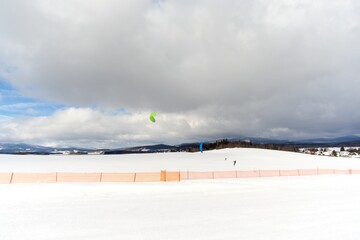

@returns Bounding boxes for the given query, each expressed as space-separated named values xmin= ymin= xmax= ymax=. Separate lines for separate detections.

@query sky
xmin=0 ymin=0 xmax=360 ymax=148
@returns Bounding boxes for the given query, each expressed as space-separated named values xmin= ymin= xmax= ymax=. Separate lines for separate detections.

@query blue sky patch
xmin=0 ymin=77 xmax=65 ymax=117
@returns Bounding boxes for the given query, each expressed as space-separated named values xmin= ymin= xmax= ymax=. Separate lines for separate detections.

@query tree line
xmin=186 ymin=139 xmax=298 ymax=153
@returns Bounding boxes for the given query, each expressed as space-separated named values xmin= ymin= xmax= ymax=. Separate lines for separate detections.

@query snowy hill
xmin=1 ymin=148 xmax=360 ymax=173
xmin=0 ymin=143 xmax=94 ymax=154
xmin=1 ymin=148 xmax=360 ymax=240
xmin=2 ymin=135 xmax=360 ymax=155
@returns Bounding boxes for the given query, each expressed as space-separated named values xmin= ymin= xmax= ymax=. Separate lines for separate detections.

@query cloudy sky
xmin=0 ymin=0 xmax=360 ymax=148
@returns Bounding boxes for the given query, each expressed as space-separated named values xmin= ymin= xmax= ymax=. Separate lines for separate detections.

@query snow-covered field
xmin=1 ymin=148 xmax=360 ymax=240
xmin=1 ymin=148 xmax=360 ymax=172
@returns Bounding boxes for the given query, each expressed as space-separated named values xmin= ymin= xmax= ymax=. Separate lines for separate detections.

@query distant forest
xmin=185 ymin=139 xmax=299 ymax=153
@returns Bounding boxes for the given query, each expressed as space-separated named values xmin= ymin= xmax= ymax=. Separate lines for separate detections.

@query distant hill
xmin=301 ymin=135 xmax=360 ymax=143
xmin=1 ymin=135 xmax=360 ymax=155
xmin=103 ymin=143 xmax=200 ymax=154
xmin=0 ymin=143 xmax=94 ymax=155
xmin=229 ymin=136 xmax=360 ymax=147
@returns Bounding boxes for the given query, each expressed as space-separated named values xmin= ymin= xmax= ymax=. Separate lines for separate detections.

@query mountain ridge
xmin=1 ymin=135 xmax=360 ymax=154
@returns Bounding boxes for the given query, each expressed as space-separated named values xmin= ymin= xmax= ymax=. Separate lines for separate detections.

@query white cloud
xmin=0 ymin=107 xmax=233 ymax=148
xmin=1 ymin=0 xmax=360 ymax=146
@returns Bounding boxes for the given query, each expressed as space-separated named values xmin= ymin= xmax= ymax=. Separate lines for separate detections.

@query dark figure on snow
xmin=233 ymin=160 xmax=237 ymax=166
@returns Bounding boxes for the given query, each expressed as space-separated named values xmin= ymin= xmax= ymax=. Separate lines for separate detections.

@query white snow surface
xmin=1 ymin=148 xmax=360 ymax=172
xmin=1 ymin=148 xmax=360 ymax=240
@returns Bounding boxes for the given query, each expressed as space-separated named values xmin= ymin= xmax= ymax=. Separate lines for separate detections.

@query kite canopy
xmin=149 ymin=112 xmax=157 ymax=123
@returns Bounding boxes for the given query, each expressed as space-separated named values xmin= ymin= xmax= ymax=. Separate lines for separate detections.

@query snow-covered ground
xmin=1 ymin=148 xmax=360 ymax=172
xmin=1 ymin=148 xmax=360 ymax=240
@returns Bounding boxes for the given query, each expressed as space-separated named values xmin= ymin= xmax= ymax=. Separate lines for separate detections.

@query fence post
xmin=235 ymin=170 xmax=238 ymax=178
xmin=10 ymin=172 xmax=14 ymax=184
xmin=134 ymin=173 xmax=137 ymax=182
xmin=160 ymin=170 xmax=166 ymax=182
xmin=56 ymin=172 xmax=58 ymax=183
xmin=100 ymin=173 xmax=103 ymax=182
xmin=349 ymin=169 xmax=352 ymax=175
xmin=212 ymin=171 xmax=215 ymax=179
xmin=297 ymin=169 xmax=300 ymax=176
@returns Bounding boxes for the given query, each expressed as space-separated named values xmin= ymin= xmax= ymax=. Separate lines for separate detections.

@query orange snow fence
xmin=188 ymin=171 xmax=214 ymax=180
xmin=279 ymin=170 xmax=299 ymax=176
xmin=57 ymin=173 xmax=101 ymax=183
xmin=213 ymin=171 xmax=237 ymax=179
xmin=259 ymin=170 xmax=280 ymax=177
xmin=318 ymin=169 xmax=335 ymax=175
xmin=351 ymin=170 xmax=360 ymax=174
xmin=101 ymin=173 xmax=136 ymax=182
xmin=237 ymin=170 xmax=260 ymax=178
xmin=180 ymin=171 xmax=189 ymax=180
xmin=334 ymin=169 xmax=350 ymax=174
xmin=11 ymin=173 xmax=56 ymax=183
xmin=160 ymin=171 xmax=181 ymax=182
xmin=0 ymin=173 xmax=12 ymax=184
xmin=299 ymin=169 xmax=318 ymax=176
xmin=2 ymin=169 xmax=360 ymax=184
xmin=134 ymin=172 xmax=161 ymax=182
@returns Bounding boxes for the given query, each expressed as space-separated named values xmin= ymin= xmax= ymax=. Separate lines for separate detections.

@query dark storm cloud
xmin=1 ymin=0 xmax=360 ymax=147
